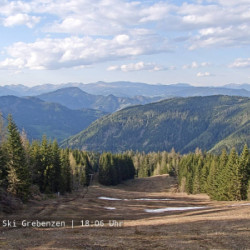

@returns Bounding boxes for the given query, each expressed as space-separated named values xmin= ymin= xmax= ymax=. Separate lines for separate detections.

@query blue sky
xmin=0 ymin=0 xmax=250 ymax=87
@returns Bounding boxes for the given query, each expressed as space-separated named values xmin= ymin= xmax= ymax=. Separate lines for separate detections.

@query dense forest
xmin=1 ymin=114 xmax=250 ymax=211
xmin=63 ymin=95 xmax=250 ymax=154
xmin=128 ymin=148 xmax=250 ymax=200
xmin=178 ymin=147 xmax=250 ymax=200
xmin=0 ymin=114 xmax=135 ymax=205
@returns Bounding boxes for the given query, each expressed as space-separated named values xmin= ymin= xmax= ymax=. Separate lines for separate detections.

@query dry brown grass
xmin=0 ymin=174 xmax=250 ymax=249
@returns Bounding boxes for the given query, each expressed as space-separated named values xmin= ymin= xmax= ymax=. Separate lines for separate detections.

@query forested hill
xmin=0 ymin=96 xmax=105 ymax=142
xmin=62 ymin=95 xmax=250 ymax=154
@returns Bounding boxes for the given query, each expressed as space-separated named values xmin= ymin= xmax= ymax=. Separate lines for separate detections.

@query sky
xmin=0 ymin=0 xmax=250 ymax=87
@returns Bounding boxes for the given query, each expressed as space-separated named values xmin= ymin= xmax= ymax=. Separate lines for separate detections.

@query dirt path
xmin=0 ymin=175 xmax=250 ymax=249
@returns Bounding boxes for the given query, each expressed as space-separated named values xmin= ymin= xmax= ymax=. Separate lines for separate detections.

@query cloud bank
xmin=0 ymin=0 xmax=250 ymax=71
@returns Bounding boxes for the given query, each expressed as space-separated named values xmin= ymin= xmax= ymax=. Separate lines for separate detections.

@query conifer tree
xmin=239 ymin=144 xmax=249 ymax=200
xmin=99 ymin=153 xmax=113 ymax=185
xmin=0 ymin=146 xmax=8 ymax=188
xmin=60 ymin=149 xmax=71 ymax=193
xmin=6 ymin=115 xmax=30 ymax=200
xmin=42 ymin=138 xmax=54 ymax=193
xmin=200 ymin=162 xmax=209 ymax=193
xmin=0 ymin=112 xmax=6 ymax=145
xmin=192 ymin=164 xmax=200 ymax=194
xmin=216 ymin=149 xmax=228 ymax=200
xmin=81 ymin=152 xmax=92 ymax=186
xmin=0 ymin=113 xmax=7 ymax=188
xmin=30 ymin=140 xmax=42 ymax=188
xmin=206 ymin=159 xmax=218 ymax=199
xmin=224 ymin=148 xmax=241 ymax=200
xmin=51 ymin=140 xmax=62 ymax=192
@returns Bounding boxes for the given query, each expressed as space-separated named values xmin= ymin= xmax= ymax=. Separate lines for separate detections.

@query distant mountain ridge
xmin=0 ymin=96 xmax=106 ymax=142
xmin=1 ymin=82 xmax=250 ymax=98
xmin=78 ymin=82 xmax=250 ymax=98
xmin=223 ymin=83 xmax=250 ymax=91
xmin=62 ymin=95 xmax=250 ymax=154
xmin=37 ymin=87 xmax=162 ymax=113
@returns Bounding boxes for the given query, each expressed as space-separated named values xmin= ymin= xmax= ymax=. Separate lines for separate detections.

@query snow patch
xmin=230 ymin=203 xmax=250 ymax=207
xmin=135 ymin=198 xmax=173 ymax=201
xmin=98 ymin=196 xmax=173 ymax=201
xmin=144 ymin=206 xmax=207 ymax=213
xmin=104 ymin=207 xmax=116 ymax=210
xmin=98 ymin=197 xmax=122 ymax=201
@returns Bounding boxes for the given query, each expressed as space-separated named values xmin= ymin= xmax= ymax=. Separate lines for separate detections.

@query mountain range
xmin=1 ymin=81 xmax=250 ymax=98
xmin=0 ymin=82 xmax=250 ymax=153
xmin=62 ymin=95 xmax=250 ymax=154
xmin=0 ymin=96 xmax=105 ymax=142
xmin=37 ymin=87 xmax=161 ymax=113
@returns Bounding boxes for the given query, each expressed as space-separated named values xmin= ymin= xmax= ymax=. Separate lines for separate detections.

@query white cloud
xmin=0 ymin=57 xmax=25 ymax=70
xmin=139 ymin=2 xmax=173 ymax=23
xmin=0 ymin=0 xmax=32 ymax=16
xmin=107 ymin=65 xmax=119 ymax=71
xmin=3 ymin=13 xmax=40 ymax=28
xmin=0 ymin=34 xmax=168 ymax=70
xmin=39 ymin=0 xmax=143 ymax=36
xmin=107 ymin=61 xmax=171 ymax=72
xmin=114 ymin=34 xmax=130 ymax=45
xmin=189 ymin=24 xmax=250 ymax=49
xmin=1 ymin=0 xmax=250 ymax=72
xmin=183 ymin=61 xmax=210 ymax=69
xmin=197 ymin=72 xmax=212 ymax=77
xmin=229 ymin=58 xmax=250 ymax=68
xmin=174 ymin=2 xmax=250 ymax=49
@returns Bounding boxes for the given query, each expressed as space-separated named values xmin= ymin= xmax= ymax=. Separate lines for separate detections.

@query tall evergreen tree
xmin=60 ymin=149 xmax=72 ymax=193
xmin=0 ymin=113 xmax=7 ymax=188
xmin=206 ymin=159 xmax=218 ymax=199
xmin=216 ymin=149 xmax=228 ymax=200
xmin=224 ymin=148 xmax=241 ymax=200
xmin=0 ymin=146 xmax=8 ymax=188
xmin=99 ymin=153 xmax=113 ymax=185
xmin=239 ymin=144 xmax=249 ymax=200
xmin=0 ymin=112 xmax=6 ymax=145
xmin=51 ymin=140 xmax=62 ymax=192
xmin=6 ymin=115 xmax=30 ymax=200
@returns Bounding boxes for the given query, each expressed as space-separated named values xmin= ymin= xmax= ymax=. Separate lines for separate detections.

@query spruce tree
xmin=216 ymin=149 xmax=228 ymax=200
xmin=6 ymin=115 xmax=30 ymax=200
xmin=206 ymin=159 xmax=218 ymax=199
xmin=39 ymin=136 xmax=50 ymax=192
xmin=81 ymin=152 xmax=92 ymax=186
xmin=0 ymin=113 xmax=7 ymax=188
xmin=0 ymin=146 xmax=8 ymax=188
xmin=51 ymin=140 xmax=61 ymax=192
xmin=224 ymin=148 xmax=241 ymax=200
xmin=60 ymin=149 xmax=72 ymax=193
xmin=30 ymin=140 xmax=42 ymax=188
xmin=0 ymin=112 xmax=6 ymax=144
xmin=239 ymin=144 xmax=249 ymax=200
xmin=99 ymin=153 xmax=113 ymax=185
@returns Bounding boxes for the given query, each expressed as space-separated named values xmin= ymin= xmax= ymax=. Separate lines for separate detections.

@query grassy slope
xmin=1 ymin=175 xmax=250 ymax=249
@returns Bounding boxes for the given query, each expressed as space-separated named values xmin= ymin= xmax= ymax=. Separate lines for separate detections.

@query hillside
xmin=62 ymin=95 xmax=250 ymax=153
xmin=0 ymin=96 xmax=105 ymax=142
xmin=37 ymin=87 xmax=161 ymax=113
